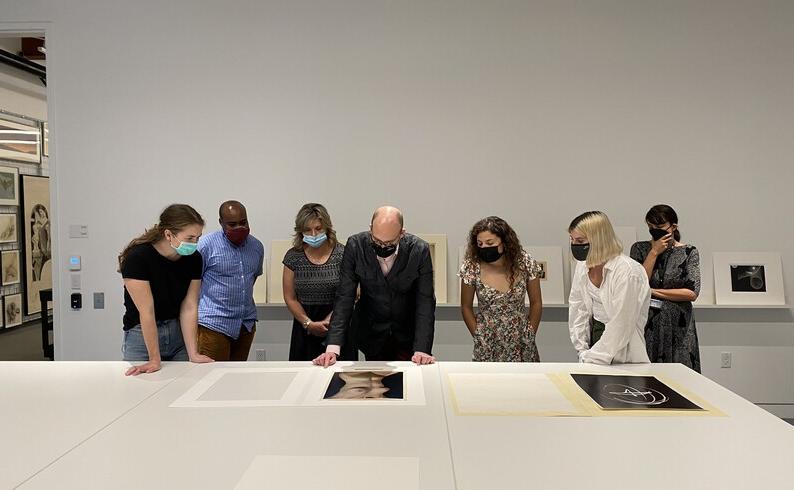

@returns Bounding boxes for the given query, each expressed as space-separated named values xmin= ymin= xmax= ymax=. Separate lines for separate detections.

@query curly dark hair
xmin=465 ymin=216 xmax=526 ymax=287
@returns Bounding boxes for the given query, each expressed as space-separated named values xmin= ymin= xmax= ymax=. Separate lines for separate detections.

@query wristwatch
xmin=302 ymin=318 xmax=311 ymax=330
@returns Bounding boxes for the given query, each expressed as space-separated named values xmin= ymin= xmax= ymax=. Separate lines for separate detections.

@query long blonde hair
xmin=292 ymin=203 xmax=338 ymax=250
xmin=118 ymin=204 xmax=205 ymax=271
xmin=568 ymin=211 xmax=622 ymax=267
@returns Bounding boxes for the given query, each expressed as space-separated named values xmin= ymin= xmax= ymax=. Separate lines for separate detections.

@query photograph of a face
xmin=571 ymin=374 xmax=702 ymax=410
xmin=1 ymin=250 xmax=20 ymax=286
xmin=323 ymin=370 xmax=405 ymax=400
xmin=0 ymin=213 xmax=17 ymax=243
xmin=3 ymin=293 xmax=23 ymax=328
xmin=730 ymin=265 xmax=766 ymax=292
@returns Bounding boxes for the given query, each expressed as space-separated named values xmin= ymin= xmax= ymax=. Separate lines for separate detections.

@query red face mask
xmin=225 ymin=226 xmax=250 ymax=246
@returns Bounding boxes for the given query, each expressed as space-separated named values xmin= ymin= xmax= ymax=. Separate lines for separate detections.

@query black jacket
xmin=326 ymin=232 xmax=436 ymax=357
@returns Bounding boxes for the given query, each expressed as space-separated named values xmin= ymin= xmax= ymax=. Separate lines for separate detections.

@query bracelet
xmin=302 ymin=318 xmax=311 ymax=330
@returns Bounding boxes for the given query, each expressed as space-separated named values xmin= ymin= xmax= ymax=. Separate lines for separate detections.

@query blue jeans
xmin=122 ymin=319 xmax=188 ymax=361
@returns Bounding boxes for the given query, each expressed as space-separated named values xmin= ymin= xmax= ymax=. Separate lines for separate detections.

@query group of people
xmin=118 ymin=201 xmax=701 ymax=376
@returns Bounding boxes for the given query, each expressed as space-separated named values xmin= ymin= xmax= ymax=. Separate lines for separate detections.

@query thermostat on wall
xmin=69 ymin=255 xmax=81 ymax=271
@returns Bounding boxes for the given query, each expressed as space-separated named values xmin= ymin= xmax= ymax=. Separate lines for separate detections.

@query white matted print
xmin=713 ymin=252 xmax=785 ymax=305
xmin=304 ymin=362 xmax=426 ymax=406
xmin=235 ymin=455 xmax=419 ymax=490
xmin=267 ymin=239 xmax=293 ymax=303
xmin=0 ymin=165 xmax=19 ymax=206
xmin=169 ymin=367 xmax=314 ymax=408
xmin=416 ymin=234 xmax=448 ymax=304
xmin=0 ymin=213 xmax=17 ymax=243
xmin=253 ymin=256 xmax=267 ymax=304
xmin=1 ymin=250 xmax=21 ymax=286
xmin=3 ymin=293 xmax=22 ymax=328
xmin=526 ymin=246 xmax=565 ymax=305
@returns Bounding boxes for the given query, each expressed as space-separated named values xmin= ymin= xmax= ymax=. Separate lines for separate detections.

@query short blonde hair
xmin=568 ymin=211 xmax=623 ymax=267
xmin=292 ymin=203 xmax=338 ymax=250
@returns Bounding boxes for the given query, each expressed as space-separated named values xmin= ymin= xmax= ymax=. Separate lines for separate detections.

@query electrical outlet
xmin=255 ymin=349 xmax=266 ymax=361
xmin=721 ymin=352 xmax=732 ymax=368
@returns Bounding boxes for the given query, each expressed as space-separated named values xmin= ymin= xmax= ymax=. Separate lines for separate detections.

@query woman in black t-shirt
xmin=118 ymin=204 xmax=214 ymax=376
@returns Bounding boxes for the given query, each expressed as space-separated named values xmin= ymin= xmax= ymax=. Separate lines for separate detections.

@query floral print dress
xmin=459 ymin=250 xmax=542 ymax=362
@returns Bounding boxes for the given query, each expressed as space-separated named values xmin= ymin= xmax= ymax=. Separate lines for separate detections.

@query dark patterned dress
xmin=630 ymin=242 xmax=701 ymax=372
xmin=459 ymin=250 xmax=542 ymax=362
xmin=283 ymin=243 xmax=356 ymax=361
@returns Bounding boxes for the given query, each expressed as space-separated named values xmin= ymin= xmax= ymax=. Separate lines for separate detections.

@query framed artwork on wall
xmin=713 ymin=252 xmax=785 ymax=305
xmin=526 ymin=246 xmax=565 ymax=305
xmin=21 ymin=175 xmax=52 ymax=316
xmin=3 ymin=293 xmax=23 ymax=328
xmin=267 ymin=239 xmax=293 ymax=304
xmin=0 ymin=112 xmax=41 ymax=164
xmin=0 ymin=213 xmax=18 ymax=244
xmin=1 ymin=249 xmax=21 ymax=286
xmin=416 ymin=234 xmax=448 ymax=304
xmin=0 ymin=165 xmax=19 ymax=206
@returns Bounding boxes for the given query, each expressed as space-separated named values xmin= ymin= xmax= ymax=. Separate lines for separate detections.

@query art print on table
xmin=571 ymin=374 xmax=702 ymax=410
xmin=323 ymin=370 xmax=405 ymax=400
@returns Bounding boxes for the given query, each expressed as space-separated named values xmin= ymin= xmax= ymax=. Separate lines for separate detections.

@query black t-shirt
xmin=121 ymin=243 xmax=203 ymax=330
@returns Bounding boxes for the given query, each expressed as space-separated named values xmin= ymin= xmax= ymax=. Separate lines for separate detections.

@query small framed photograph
xmin=526 ymin=246 xmax=565 ymax=305
xmin=3 ymin=293 xmax=23 ymax=328
xmin=713 ymin=253 xmax=785 ymax=305
xmin=1 ymin=250 xmax=21 ymax=286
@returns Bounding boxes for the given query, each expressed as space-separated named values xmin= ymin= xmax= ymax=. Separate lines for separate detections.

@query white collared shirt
xmin=568 ymin=254 xmax=651 ymax=365
xmin=376 ymin=244 xmax=399 ymax=276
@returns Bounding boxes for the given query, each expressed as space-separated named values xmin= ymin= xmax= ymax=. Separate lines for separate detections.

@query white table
xmin=0 ymin=362 xmax=193 ymax=489
xmin=439 ymin=362 xmax=794 ymax=490
xmin=5 ymin=361 xmax=794 ymax=489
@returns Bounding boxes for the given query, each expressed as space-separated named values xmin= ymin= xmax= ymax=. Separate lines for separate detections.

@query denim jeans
xmin=122 ymin=318 xmax=188 ymax=361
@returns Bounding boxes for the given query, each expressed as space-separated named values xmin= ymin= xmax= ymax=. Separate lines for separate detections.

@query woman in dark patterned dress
xmin=459 ymin=216 xmax=543 ymax=362
xmin=283 ymin=203 xmax=356 ymax=361
xmin=630 ymin=204 xmax=701 ymax=372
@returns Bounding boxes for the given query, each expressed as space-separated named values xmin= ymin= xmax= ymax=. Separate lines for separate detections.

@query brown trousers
xmin=198 ymin=324 xmax=256 ymax=361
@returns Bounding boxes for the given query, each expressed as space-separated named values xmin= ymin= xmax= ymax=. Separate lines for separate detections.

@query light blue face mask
xmin=303 ymin=233 xmax=328 ymax=248
xmin=170 ymin=237 xmax=198 ymax=256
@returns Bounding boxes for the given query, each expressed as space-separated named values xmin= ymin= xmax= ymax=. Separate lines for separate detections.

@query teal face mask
xmin=169 ymin=234 xmax=198 ymax=256
xmin=303 ymin=233 xmax=328 ymax=248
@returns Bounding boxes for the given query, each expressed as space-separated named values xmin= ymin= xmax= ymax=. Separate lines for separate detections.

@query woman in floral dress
xmin=459 ymin=216 xmax=543 ymax=362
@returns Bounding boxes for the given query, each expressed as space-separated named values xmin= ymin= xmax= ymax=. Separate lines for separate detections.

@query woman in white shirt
xmin=568 ymin=211 xmax=651 ymax=364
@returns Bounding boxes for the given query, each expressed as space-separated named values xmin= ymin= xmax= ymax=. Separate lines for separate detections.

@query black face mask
xmin=477 ymin=245 xmax=503 ymax=263
xmin=649 ymin=228 xmax=670 ymax=241
xmin=372 ymin=241 xmax=398 ymax=258
xmin=571 ymin=243 xmax=590 ymax=262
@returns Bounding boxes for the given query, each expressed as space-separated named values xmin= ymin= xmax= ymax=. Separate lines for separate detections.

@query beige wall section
xmin=0 ymin=1 xmax=792 ymax=409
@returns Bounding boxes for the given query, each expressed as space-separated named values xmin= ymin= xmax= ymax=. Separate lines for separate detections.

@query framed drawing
xmin=21 ymin=175 xmax=52 ymax=315
xmin=0 ymin=112 xmax=41 ymax=164
xmin=3 ymin=293 xmax=23 ymax=328
xmin=267 ymin=239 xmax=293 ymax=303
xmin=1 ymin=250 xmax=21 ymax=286
xmin=526 ymin=246 xmax=565 ymax=305
xmin=713 ymin=253 xmax=785 ymax=305
xmin=416 ymin=234 xmax=447 ymax=304
xmin=0 ymin=213 xmax=17 ymax=243
xmin=0 ymin=165 xmax=19 ymax=206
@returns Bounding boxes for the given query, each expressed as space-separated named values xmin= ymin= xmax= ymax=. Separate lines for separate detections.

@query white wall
xmin=1 ymin=0 xmax=792 ymax=410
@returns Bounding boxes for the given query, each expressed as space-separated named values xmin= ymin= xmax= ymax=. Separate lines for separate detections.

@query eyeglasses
xmin=370 ymin=232 xmax=401 ymax=248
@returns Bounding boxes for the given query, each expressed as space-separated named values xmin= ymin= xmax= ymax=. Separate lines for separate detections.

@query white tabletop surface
xmin=5 ymin=361 xmax=794 ymax=490
xmin=0 ymin=361 xmax=193 ymax=489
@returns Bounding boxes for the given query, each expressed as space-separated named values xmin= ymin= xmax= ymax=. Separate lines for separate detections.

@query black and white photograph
xmin=730 ymin=265 xmax=767 ymax=292
xmin=0 ymin=165 xmax=20 ymax=206
xmin=22 ymin=175 xmax=52 ymax=315
xmin=571 ymin=374 xmax=702 ymax=411
xmin=1 ymin=250 xmax=21 ymax=286
xmin=3 ymin=293 xmax=23 ymax=328
xmin=323 ymin=370 xmax=405 ymax=400
xmin=537 ymin=261 xmax=547 ymax=280
xmin=0 ymin=213 xmax=17 ymax=244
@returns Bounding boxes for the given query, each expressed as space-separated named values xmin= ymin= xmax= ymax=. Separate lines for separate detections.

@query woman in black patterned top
xmin=630 ymin=205 xmax=701 ymax=372
xmin=283 ymin=203 xmax=356 ymax=361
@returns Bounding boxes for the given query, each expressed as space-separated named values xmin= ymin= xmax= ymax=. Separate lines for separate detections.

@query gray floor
xmin=0 ymin=321 xmax=48 ymax=361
